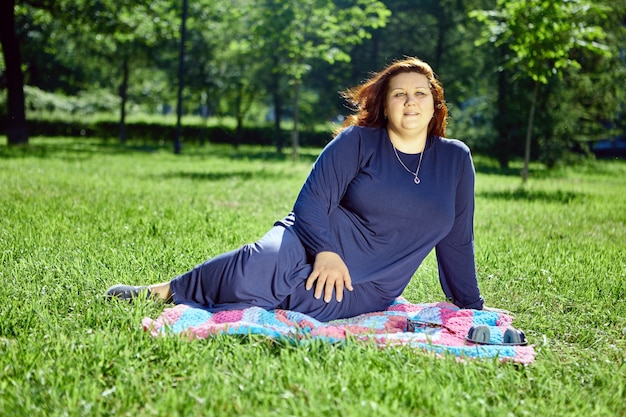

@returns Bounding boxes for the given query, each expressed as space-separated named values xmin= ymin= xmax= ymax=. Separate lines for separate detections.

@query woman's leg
xmin=148 ymin=282 xmax=172 ymax=300
xmin=107 ymin=224 xmax=398 ymax=321
xmin=106 ymin=226 xmax=308 ymax=306
xmin=168 ymin=225 xmax=311 ymax=310
xmin=279 ymin=280 xmax=397 ymax=322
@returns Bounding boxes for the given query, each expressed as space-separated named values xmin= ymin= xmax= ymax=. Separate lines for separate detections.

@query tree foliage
xmin=2 ymin=0 xmax=624 ymax=168
xmin=250 ymin=0 xmax=390 ymax=156
xmin=470 ymin=0 xmax=617 ymax=176
xmin=471 ymin=0 xmax=611 ymax=84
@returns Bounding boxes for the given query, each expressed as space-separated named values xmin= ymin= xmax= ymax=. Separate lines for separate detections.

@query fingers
xmin=345 ymin=276 xmax=353 ymax=292
xmin=329 ymin=278 xmax=344 ymax=303
xmin=305 ymin=271 xmax=329 ymax=300
xmin=314 ymin=274 xmax=326 ymax=301
xmin=305 ymin=271 xmax=318 ymax=291
xmin=306 ymin=271 xmax=352 ymax=303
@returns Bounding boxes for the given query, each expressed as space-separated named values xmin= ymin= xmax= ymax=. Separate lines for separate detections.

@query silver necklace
xmin=392 ymin=144 xmax=424 ymax=185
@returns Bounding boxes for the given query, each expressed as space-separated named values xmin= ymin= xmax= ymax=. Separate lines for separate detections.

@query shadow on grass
xmin=159 ymin=170 xmax=293 ymax=182
xmin=472 ymin=158 xmax=561 ymax=179
xmin=0 ymin=139 xmax=159 ymax=161
xmin=473 ymin=163 xmax=522 ymax=177
xmin=0 ymin=139 xmax=320 ymax=163
xmin=477 ymin=187 xmax=581 ymax=204
xmin=199 ymin=146 xmax=319 ymax=163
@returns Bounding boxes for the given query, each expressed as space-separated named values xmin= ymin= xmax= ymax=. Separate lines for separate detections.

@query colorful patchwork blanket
xmin=142 ymin=298 xmax=535 ymax=364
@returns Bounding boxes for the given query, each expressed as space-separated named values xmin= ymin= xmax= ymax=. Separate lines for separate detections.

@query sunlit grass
xmin=0 ymin=137 xmax=624 ymax=416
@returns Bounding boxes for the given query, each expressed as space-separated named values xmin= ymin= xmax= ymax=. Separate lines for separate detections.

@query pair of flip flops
xmin=466 ymin=324 xmax=528 ymax=346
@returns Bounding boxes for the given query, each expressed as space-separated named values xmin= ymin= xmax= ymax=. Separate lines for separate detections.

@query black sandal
xmin=106 ymin=284 xmax=152 ymax=301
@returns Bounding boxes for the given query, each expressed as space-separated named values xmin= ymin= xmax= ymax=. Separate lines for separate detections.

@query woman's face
xmin=384 ymin=72 xmax=435 ymax=141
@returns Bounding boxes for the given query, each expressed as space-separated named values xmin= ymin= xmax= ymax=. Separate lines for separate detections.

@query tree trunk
xmin=273 ymin=89 xmax=283 ymax=153
xmin=495 ymin=64 xmax=510 ymax=169
xmin=434 ymin=21 xmax=446 ymax=71
xmin=369 ymin=29 xmax=380 ymax=67
xmin=272 ymin=56 xmax=284 ymax=154
xmin=174 ymin=0 xmax=188 ymax=155
xmin=234 ymin=87 xmax=243 ymax=149
xmin=291 ymin=82 xmax=300 ymax=160
xmin=199 ymin=92 xmax=208 ymax=146
xmin=0 ymin=0 xmax=28 ymax=145
xmin=119 ymin=56 xmax=129 ymax=143
xmin=521 ymin=82 xmax=539 ymax=183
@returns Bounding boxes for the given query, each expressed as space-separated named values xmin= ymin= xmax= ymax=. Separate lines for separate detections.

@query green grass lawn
xmin=1 ymin=137 xmax=624 ymax=416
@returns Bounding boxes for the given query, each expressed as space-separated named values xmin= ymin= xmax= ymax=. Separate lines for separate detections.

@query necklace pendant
xmin=414 ymin=176 xmax=421 ymax=185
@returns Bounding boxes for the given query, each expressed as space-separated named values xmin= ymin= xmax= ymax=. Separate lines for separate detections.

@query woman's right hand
xmin=306 ymin=251 xmax=353 ymax=303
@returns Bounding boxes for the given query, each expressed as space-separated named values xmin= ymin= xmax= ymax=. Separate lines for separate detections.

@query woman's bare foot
xmin=148 ymin=282 xmax=173 ymax=302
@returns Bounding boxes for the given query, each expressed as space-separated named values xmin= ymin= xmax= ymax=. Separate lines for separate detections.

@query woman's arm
xmin=293 ymin=127 xmax=363 ymax=302
xmin=292 ymin=127 xmax=362 ymax=257
xmin=435 ymin=147 xmax=484 ymax=309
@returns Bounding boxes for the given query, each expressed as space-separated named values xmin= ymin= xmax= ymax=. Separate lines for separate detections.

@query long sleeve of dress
xmin=292 ymin=127 xmax=362 ymax=257
xmin=435 ymin=148 xmax=484 ymax=309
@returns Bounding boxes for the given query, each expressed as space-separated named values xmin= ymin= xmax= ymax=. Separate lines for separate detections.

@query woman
xmin=107 ymin=57 xmax=485 ymax=321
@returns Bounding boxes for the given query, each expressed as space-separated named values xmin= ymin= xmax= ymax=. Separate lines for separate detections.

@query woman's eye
xmin=395 ymin=92 xmax=405 ymax=97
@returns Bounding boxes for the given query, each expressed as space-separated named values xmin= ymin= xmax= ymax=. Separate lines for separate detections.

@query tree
xmin=2 ymin=0 xmax=179 ymax=144
xmin=1 ymin=0 xmax=28 ymax=145
xmin=253 ymin=0 xmax=390 ymax=157
xmin=471 ymin=0 xmax=612 ymax=180
xmin=68 ymin=0 xmax=178 ymax=142
xmin=188 ymin=1 xmax=266 ymax=148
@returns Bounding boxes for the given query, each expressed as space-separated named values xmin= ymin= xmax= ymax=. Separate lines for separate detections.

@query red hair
xmin=337 ymin=57 xmax=448 ymax=137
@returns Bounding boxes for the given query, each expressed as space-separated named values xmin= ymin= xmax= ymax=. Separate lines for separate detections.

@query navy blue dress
xmin=169 ymin=126 xmax=484 ymax=321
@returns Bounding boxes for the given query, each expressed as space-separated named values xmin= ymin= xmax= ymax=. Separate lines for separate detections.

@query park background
xmin=1 ymin=1 xmax=626 ymax=416
xmin=1 ymin=0 xmax=625 ymax=166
